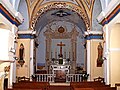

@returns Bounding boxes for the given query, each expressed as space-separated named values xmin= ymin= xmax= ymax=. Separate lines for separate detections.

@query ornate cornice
xmin=84 ymin=31 xmax=103 ymax=40
xmin=30 ymin=1 xmax=90 ymax=31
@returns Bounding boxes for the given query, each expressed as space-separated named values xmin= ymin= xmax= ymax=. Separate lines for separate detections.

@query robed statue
xmin=18 ymin=43 xmax=25 ymax=67
xmin=97 ymin=42 xmax=103 ymax=67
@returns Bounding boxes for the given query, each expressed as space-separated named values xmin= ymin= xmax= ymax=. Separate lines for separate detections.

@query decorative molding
xmin=31 ymin=1 xmax=90 ymax=31
xmin=97 ymin=1 xmax=120 ymax=26
xmin=101 ymin=5 xmax=120 ymax=26
xmin=18 ymin=30 xmax=36 ymax=39
xmin=0 ymin=4 xmax=21 ymax=26
xmin=84 ymin=31 xmax=103 ymax=40
xmin=18 ymin=34 xmax=35 ymax=39
xmin=85 ymin=34 xmax=103 ymax=40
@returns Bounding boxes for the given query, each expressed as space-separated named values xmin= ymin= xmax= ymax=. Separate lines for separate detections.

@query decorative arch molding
xmin=30 ymin=1 xmax=90 ymax=31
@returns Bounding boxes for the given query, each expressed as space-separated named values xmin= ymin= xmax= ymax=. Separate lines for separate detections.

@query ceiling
xmin=35 ymin=9 xmax=86 ymax=35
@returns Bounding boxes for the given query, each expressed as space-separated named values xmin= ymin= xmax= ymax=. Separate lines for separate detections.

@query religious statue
xmin=18 ymin=43 xmax=25 ymax=67
xmin=19 ymin=43 xmax=25 ymax=60
xmin=97 ymin=42 xmax=103 ymax=67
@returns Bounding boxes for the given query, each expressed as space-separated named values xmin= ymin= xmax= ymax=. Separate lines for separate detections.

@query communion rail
xmin=35 ymin=73 xmax=88 ymax=82
xmin=66 ymin=74 xmax=86 ymax=82
xmin=35 ymin=74 xmax=54 ymax=82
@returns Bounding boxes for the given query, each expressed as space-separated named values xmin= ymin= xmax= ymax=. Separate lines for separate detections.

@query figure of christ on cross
xmin=57 ymin=42 xmax=65 ymax=58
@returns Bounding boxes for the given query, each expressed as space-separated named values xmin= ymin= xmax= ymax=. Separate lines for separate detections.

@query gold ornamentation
xmin=4 ymin=66 xmax=10 ymax=72
xmin=31 ymin=2 xmax=90 ymax=31
xmin=58 ymin=26 xmax=65 ymax=33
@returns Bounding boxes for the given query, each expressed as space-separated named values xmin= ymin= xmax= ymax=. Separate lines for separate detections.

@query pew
xmin=71 ymin=81 xmax=116 ymax=90
xmin=70 ymin=81 xmax=107 ymax=90
xmin=12 ymin=81 xmax=49 ymax=90
xmin=74 ymin=88 xmax=94 ymax=90
xmin=74 ymin=87 xmax=116 ymax=90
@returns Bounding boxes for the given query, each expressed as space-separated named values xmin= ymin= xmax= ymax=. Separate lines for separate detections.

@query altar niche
xmin=44 ymin=26 xmax=79 ymax=74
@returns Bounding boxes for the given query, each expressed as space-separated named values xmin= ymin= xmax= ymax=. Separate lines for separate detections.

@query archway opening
xmin=34 ymin=8 xmax=88 ymax=75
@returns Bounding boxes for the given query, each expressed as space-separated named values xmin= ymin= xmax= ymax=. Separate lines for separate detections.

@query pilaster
xmin=103 ymin=24 xmax=110 ymax=85
xmin=86 ymin=40 xmax=91 ymax=80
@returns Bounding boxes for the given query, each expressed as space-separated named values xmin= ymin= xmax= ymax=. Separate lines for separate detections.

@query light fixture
xmin=9 ymin=48 xmax=16 ymax=53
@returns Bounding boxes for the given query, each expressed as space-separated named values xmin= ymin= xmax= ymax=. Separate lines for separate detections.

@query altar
xmin=50 ymin=59 xmax=71 ymax=82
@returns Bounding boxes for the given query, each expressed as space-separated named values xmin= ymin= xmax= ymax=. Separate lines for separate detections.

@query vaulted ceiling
xmin=16 ymin=0 xmax=103 ymax=34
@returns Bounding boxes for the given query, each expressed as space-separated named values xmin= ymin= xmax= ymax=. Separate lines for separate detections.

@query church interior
xmin=0 ymin=0 xmax=120 ymax=90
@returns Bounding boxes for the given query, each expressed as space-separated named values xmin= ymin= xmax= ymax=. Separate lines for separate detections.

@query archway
xmin=30 ymin=2 xmax=90 ymax=31
xmin=32 ymin=2 xmax=89 ymax=75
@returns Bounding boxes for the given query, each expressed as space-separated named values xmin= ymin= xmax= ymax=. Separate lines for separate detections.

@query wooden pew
xmin=70 ymin=81 xmax=107 ymax=90
xmin=74 ymin=87 xmax=116 ymax=90
xmin=74 ymin=88 xmax=94 ymax=90
xmin=13 ymin=81 xmax=49 ymax=90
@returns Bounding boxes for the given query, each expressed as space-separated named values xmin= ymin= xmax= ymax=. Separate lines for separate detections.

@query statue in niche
xmin=19 ymin=43 xmax=25 ymax=60
xmin=97 ymin=42 xmax=103 ymax=67
xmin=18 ymin=43 xmax=25 ymax=67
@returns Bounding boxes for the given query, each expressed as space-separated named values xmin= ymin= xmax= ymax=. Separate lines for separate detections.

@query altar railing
xmin=35 ymin=73 xmax=88 ymax=82
xmin=66 ymin=74 xmax=85 ymax=82
xmin=35 ymin=74 xmax=54 ymax=82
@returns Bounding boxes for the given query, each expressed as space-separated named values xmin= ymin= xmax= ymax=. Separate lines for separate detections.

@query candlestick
xmin=69 ymin=52 xmax=70 ymax=59
xmin=55 ymin=52 xmax=57 ymax=59
xmin=64 ymin=52 xmax=66 ymax=59
xmin=51 ymin=52 xmax=53 ymax=59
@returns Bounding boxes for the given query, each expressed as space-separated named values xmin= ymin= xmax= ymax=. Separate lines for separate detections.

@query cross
xmin=57 ymin=42 xmax=65 ymax=56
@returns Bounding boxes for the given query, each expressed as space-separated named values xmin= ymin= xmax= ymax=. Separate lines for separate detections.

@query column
xmin=87 ymin=40 xmax=91 ymax=81
xmin=71 ymin=40 xmax=77 ymax=73
xmin=103 ymin=25 xmax=110 ymax=85
xmin=71 ymin=28 xmax=79 ymax=73
xmin=9 ymin=63 xmax=14 ymax=88
xmin=44 ymin=30 xmax=52 ymax=73
xmin=30 ymin=39 xmax=34 ymax=80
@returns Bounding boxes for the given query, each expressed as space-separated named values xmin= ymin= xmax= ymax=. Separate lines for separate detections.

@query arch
xmin=18 ymin=0 xmax=29 ymax=30
xmin=30 ymin=1 xmax=90 ymax=31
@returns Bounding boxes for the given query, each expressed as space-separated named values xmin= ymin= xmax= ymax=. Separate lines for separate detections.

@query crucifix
xmin=57 ymin=42 xmax=65 ymax=57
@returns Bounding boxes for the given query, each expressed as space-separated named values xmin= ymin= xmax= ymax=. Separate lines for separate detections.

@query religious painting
xmin=18 ymin=43 xmax=25 ymax=67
